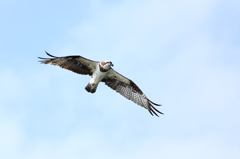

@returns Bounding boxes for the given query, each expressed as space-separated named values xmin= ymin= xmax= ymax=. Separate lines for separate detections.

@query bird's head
xmin=100 ymin=61 xmax=114 ymax=71
xmin=106 ymin=61 xmax=114 ymax=67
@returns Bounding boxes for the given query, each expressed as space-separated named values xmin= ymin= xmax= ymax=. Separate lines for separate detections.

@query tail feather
xmin=85 ymin=83 xmax=98 ymax=93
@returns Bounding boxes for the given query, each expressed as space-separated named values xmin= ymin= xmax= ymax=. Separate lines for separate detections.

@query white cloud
xmin=67 ymin=0 xmax=218 ymax=56
xmin=0 ymin=0 xmax=240 ymax=159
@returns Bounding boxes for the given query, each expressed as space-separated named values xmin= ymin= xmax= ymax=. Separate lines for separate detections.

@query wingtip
xmin=149 ymin=100 xmax=162 ymax=106
xmin=38 ymin=51 xmax=55 ymax=63
xmin=151 ymin=105 xmax=164 ymax=115
xmin=45 ymin=51 xmax=56 ymax=57
xmin=148 ymin=109 xmax=159 ymax=117
xmin=148 ymin=101 xmax=164 ymax=117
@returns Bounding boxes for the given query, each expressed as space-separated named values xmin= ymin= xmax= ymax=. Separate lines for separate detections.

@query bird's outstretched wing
xmin=102 ymin=69 xmax=163 ymax=117
xmin=38 ymin=51 xmax=98 ymax=75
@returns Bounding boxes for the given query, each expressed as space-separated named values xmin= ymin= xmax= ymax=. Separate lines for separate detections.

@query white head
xmin=99 ymin=61 xmax=114 ymax=71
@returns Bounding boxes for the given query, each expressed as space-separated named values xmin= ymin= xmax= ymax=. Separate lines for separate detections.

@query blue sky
xmin=1 ymin=0 xmax=240 ymax=158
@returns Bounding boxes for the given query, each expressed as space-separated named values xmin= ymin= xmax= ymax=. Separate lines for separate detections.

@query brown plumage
xmin=38 ymin=52 xmax=163 ymax=117
xmin=38 ymin=52 xmax=96 ymax=75
xmin=102 ymin=70 xmax=163 ymax=116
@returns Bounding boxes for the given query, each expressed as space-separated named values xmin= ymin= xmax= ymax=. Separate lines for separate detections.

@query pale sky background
xmin=1 ymin=0 xmax=240 ymax=158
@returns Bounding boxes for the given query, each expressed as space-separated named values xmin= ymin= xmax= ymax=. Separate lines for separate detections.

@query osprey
xmin=38 ymin=52 xmax=163 ymax=117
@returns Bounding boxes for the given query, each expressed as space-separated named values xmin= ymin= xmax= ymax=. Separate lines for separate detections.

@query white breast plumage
xmin=89 ymin=64 xmax=107 ymax=84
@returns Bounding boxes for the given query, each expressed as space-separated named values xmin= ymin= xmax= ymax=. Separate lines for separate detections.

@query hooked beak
xmin=111 ymin=63 xmax=114 ymax=67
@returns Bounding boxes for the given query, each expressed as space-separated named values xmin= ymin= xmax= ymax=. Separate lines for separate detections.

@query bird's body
xmin=38 ymin=52 xmax=163 ymax=117
xmin=86 ymin=61 xmax=112 ymax=93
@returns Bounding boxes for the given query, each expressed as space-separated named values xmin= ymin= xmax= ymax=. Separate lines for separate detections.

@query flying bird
xmin=38 ymin=52 xmax=163 ymax=117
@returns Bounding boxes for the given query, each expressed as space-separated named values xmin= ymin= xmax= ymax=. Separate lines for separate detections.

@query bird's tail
xmin=85 ymin=83 xmax=98 ymax=93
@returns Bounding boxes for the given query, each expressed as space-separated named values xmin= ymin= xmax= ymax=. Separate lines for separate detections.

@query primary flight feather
xmin=38 ymin=52 xmax=163 ymax=117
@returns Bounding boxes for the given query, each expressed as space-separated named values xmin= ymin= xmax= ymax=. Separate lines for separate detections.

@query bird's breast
xmin=90 ymin=66 xmax=107 ymax=84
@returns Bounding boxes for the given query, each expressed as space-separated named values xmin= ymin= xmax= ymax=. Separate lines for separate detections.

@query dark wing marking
xmin=38 ymin=51 xmax=98 ymax=75
xmin=102 ymin=69 xmax=163 ymax=117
